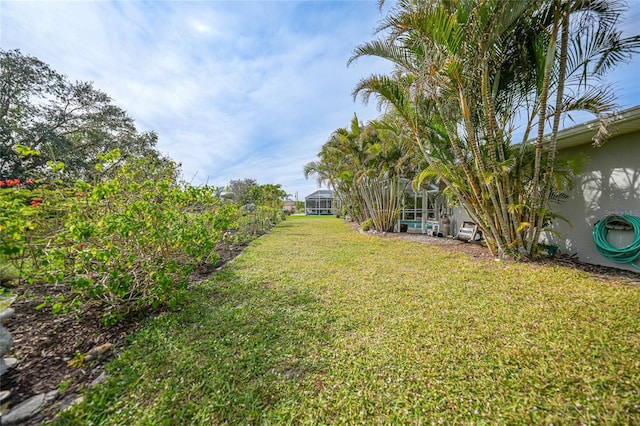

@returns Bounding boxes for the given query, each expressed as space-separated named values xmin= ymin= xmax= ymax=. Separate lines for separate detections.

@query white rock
xmin=0 ymin=356 xmax=17 ymax=376
xmin=0 ymin=326 xmax=13 ymax=355
xmin=91 ymin=371 xmax=107 ymax=386
xmin=1 ymin=390 xmax=58 ymax=425
xmin=0 ymin=308 xmax=14 ymax=322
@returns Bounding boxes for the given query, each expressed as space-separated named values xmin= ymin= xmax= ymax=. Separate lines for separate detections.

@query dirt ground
xmin=2 ymin=223 xmax=638 ymax=424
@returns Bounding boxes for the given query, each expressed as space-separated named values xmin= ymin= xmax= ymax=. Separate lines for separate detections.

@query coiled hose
xmin=592 ymin=214 xmax=640 ymax=270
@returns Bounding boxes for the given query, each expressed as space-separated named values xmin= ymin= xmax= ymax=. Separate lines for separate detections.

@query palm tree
xmin=305 ymin=113 xmax=419 ymax=230
xmin=350 ymin=0 xmax=640 ymax=257
xmin=305 ymin=114 xmax=367 ymax=222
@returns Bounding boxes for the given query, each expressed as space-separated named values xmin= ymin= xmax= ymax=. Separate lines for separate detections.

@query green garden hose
xmin=592 ymin=214 xmax=640 ymax=270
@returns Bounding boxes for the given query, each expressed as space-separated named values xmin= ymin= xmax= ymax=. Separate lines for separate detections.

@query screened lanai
xmin=305 ymin=190 xmax=336 ymax=215
xmin=397 ymin=182 xmax=448 ymax=235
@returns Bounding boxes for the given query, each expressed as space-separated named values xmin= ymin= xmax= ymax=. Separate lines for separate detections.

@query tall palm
xmin=354 ymin=121 xmax=408 ymax=231
xmin=304 ymin=114 xmax=367 ymax=221
xmin=306 ymin=113 xmax=418 ymax=230
xmin=350 ymin=0 xmax=640 ymax=257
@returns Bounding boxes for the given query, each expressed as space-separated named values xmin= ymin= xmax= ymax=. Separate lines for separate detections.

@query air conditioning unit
xmin=426 ymin=220 xmax=439 ymax=236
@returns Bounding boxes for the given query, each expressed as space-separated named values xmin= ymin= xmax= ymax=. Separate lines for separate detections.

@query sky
xmin=1 ymin=0 xmax=639 ymax=200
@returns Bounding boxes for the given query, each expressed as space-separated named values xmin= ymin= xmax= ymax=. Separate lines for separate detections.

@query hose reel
xmin=592 ymin=214 xmax=640 ymax=269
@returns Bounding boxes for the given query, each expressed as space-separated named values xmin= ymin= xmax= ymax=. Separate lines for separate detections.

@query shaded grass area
xmin=57 ymin=216 xmax=640 ymax=424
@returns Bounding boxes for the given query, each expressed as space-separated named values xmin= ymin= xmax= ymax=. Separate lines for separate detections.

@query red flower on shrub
xmin=31 ymin=200 xmax=40 ymax=207
xmin=0 ymin=181 xmax=5 ymax=187
xmin=26 ymin=179 xmax=35 ymax=185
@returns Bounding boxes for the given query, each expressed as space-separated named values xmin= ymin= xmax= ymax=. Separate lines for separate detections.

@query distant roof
xmin=555 ymin=105 xmax=640 ymax=150
xmin=305 ymin=189 xmax=334 ymax=199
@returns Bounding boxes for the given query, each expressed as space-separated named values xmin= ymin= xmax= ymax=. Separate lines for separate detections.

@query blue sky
xmin=1 ymin=1 xmax=639 ymax=199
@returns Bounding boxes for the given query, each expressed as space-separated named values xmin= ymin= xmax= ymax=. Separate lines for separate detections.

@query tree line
xmin=0 ymin=49 xmax=163 ymax=181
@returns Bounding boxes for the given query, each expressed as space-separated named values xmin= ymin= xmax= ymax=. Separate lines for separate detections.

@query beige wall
xmin=449 ymin=204 xmax=471 ymax=237
xmin=544 ymin=130 xmax=640 ymax=271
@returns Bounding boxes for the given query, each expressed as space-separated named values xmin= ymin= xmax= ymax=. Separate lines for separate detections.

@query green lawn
xmin=57 ymin=216 xmax=640 ymax=425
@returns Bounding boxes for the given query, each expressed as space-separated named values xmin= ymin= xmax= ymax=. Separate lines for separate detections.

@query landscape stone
xmin=85 ymin=342 xmax=113 ymax=361
xmin=0 ymin=359 xmax=9 ymax=376
xmin=0 ymin=307 xmax=15 ymax=377
xmin=1 ymin=390 xmax=59 ymax=426
xmin=91 ymin=371 xmax=107 ymax=386
xmin=0 ymin=307 xmax=14 ymax=322
xmin=0 ymin=357 xmax=17 ymax=376
xmin=0 ymin=313 xmax=14 ymax=354
xmin=0 ymin=308 xmax=15 ymax=376
xmin=58 ymin=393 xmax=78 ymax=412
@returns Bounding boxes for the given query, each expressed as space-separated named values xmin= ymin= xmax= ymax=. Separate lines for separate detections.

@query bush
xmin=361 ymin=218 xmax=374 ymax=231
xmin=0 ymin=179 xmax=40 ymax=260
xmin=40 ymin=164 xmax=231 ymax=324
xmin=235 ymin=205 xmax=285 ymax=238
xmin=1 ymin=159 xmax=244 ymax=324
xmin=1 ymin=158 xmax=290 ymax=325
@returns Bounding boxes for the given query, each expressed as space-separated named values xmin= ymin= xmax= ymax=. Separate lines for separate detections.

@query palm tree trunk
xmin=532 ymin=6 xmax=571 ymax=249
xmin=527 ymin=1 xmax=561 ymax=253
xmin=480 ymin=63 xmax=526 ymax=255
xmin=458 ymin=86 xmax=511 ymax=255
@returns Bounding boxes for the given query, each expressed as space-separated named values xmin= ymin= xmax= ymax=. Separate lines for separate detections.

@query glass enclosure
xmin=398 ymin=183 xmax=441 ymax=233
xmin=305 ymin=190 xmax=335 ymax=215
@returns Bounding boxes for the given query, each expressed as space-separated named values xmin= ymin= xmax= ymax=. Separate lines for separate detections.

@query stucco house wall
xmin=543 ymin=106 xmax=640 ymax=271
xmin=448 ymin=204 xmax=472 ymax=238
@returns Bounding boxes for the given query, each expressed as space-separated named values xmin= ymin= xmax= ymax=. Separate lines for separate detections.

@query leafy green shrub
xmin=0 ymin=180 xmax=39 ymax=260
xmin=234 ymin=205 xmax=284 ymax=238
xmin=0 ymin=178 xmax=57 ymax=284
xmin=1 ymin=157 xmax=290 ymax=325
xmin=361 ymin=218 xmax=374 ymax=231
xmin=40 ymin=161 xmax=230 ymax=324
